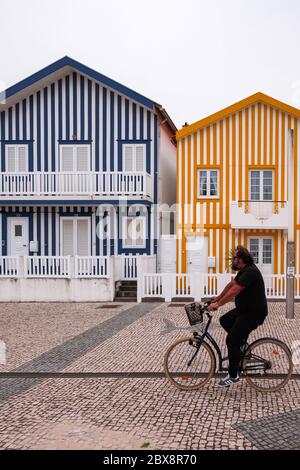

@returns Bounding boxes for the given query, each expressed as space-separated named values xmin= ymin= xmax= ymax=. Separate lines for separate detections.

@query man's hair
xmin=235 ymin=245 xmax=254 ymax=266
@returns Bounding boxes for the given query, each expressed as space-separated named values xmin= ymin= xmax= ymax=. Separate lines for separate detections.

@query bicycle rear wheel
xmin=242 ymin=338 xmax=293 ymax=392
xmin=163 ymin=336 xmax=216 ymax=391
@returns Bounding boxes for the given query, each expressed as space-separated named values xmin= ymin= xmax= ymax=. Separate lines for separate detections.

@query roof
xmin=0 ymin=56 xmax=177 ymax=133
xmin=177 ymin=92 xmax=300 ymax=139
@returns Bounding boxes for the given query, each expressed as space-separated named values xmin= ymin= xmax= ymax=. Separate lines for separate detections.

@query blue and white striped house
xmin=0 ymin=57 xmax=176 ymax=301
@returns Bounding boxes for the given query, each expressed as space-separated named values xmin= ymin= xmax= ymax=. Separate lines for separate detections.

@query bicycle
xmin=163 ymin=301 xmax=293 ymax=392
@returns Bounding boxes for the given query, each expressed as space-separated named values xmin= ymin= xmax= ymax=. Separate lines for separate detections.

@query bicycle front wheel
xmin=243 ymin=338 xmax=293 ymax=392
xmin=163 ymin=336 xmax=216 ymax=391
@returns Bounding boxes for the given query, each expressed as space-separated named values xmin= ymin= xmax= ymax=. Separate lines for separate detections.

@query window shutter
xmin=7 ymin=146 xmax=16 ymax=172
xmin=124 ymin=146 xmax=134 ymax=171
xmin=62 ymin=220 xmax=74 ymax=256
xmin=76 ymin=146 xmax=89 ymax=171
xmin=61 ymin=146 xmax=74 ymax=171
xmin=77 ymin=219 xmax=89 ymax=255
xmin=135 ymin=146 xmax=145 ymax=172
xmin=18 ymin=146 xmax=27 ymax=172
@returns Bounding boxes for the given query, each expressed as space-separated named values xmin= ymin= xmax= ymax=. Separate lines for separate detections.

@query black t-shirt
xmin=234 ymin=264 xmax=268 ymax=320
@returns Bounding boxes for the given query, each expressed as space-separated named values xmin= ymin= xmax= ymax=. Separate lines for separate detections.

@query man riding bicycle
xmin=208 ymin=245 xmax=268 ymax=387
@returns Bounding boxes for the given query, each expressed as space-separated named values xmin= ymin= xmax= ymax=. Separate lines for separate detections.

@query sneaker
xmin=218 ymin=374 xmax=240 ymax=387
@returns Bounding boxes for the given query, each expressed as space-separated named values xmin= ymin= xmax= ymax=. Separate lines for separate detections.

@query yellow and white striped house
xmin=176 ymin=92 xmax=300 ymax=276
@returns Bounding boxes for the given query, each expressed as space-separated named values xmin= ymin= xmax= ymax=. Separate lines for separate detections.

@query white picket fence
xmin=139 ymin=272 xmax=300 ymax=302
xmin=0 ymin=255 xmax=110 ymax=279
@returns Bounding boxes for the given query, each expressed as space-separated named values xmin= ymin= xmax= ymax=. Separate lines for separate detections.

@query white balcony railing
xmin=75 ymin=256 xmax=109 ymax=278
xmin=0 ymin=172 xmax=153 ymax=198
xmin=0 ymin=256 xmax=19 ymax=277
xmin=230 ymin=200 xmax=288 ymax=229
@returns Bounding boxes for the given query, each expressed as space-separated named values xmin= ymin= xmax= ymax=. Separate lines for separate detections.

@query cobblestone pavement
xmin=0 ymin=301 xmax=299 ymax=450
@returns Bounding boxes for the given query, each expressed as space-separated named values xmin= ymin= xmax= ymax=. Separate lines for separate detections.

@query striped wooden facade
xmin=176 ymin=93 xmax=300 ymax=275
xmin=0 ymin=57 xmax=172 ymax=259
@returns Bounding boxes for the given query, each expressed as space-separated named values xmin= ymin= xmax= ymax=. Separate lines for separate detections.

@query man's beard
xmin=232 ymin=261 xmax=241 ymax=271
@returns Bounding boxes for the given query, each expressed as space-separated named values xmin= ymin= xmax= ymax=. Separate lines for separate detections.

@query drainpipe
xmin=286 ymin=128 xmax=295 ymax=319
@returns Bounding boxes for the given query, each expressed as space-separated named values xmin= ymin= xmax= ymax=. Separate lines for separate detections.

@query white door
xmin=248 ymin=237 xmax=273 ymax=275
xmin=158 ymin=238 xmax=176 ymax=272
xmin=186 ymin=236 xmax=208 ymax=273
xmin=8 ymin=218 xmax=29 ymax=256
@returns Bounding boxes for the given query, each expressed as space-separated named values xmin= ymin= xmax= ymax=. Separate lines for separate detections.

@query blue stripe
xmin=73 ymin=72 xmax=77 ymax=137
xmin=132 ymin=103 xmax=136 ymax=140
xmin=58 ymin=79 xmax=62 ymax=141
xmin=29 ymin=212 xmax=34 ymax=254
xmin=44 ymin=87 xmax=48 ymax=171
xmin=80 ymin=75 xmax=85 ymax=139
xmin=15 ymin=103 xmax=19 ymax=140
xmin=110 ymin=91 xmax=114 ymax=171
xmin=125 ymin=99 xmax=129 ymax=139
xmin=44 ymin=207 xmax=48 ymax=255
xmin=95 ymin=84 xmax=99 ymax=171
xmin=117 ymin=95 xmax=122 ymax=170
xmin=52 ymin=207 xmax=56 ymax=255
xmin=22 ymin=99 xmax=27 ymax=139
xmin=103 ymin=212 xmax=107 ymax=256
xmin=140 ymin=107 xmax=144 ymax=139
xmin=88 ymin=79 xmax=92 ymax=141
xmin=102 ymin=87 xmax=107 ymax=171
xmin=1 ymin=112 xmax=5 ymax=171
xmin=2 ymin=211 xmax=7 ymax=255
xmin=147 ymin=111 xmax=151 ymax=173
xmin=96 ymin=211 xmax=100 ymax=255
xmin=8 ymin=108 xmax=12 ymax=140
xmin=66 ymin=75 xmax=70 ymax=140
xmin=36 ymin=208 xmax=41 ymax=255
xmin=37 ymin=92 xmax=41 ymax=171
xmin=29 ymin=96 xmax=34 ymax=171
xmin=51 ymin=84 xmax=55 ymax=171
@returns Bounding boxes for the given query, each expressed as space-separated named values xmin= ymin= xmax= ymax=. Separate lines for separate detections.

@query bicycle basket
xmin=184 ymin=302 xmax=203 ymax=326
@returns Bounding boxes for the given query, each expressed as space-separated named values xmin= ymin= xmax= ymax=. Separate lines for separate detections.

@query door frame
xmin=7 ymin=217 xmax=29 ymax=256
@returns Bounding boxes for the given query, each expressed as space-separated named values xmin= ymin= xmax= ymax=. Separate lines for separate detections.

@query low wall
xmin=0 ymin=278 xmax=114 ymax=302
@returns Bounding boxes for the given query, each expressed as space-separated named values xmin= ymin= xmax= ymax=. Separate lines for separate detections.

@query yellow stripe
xmin=274 ymin=232 xmax=278 ymax=274
xmin=200 ymin=129 xmax=203 ymax=165
xmin=176 ymin=141 xmax=180 ymax=273
xmin=239 ymin=111 xmax=243 ymax=202
xmin=213 ymin=228 xmax=216 ymax=273
xmin=245 ymin=108 xmax=249 ymax=202
xmin=275 ymin=110 xmax=279 ymax=202
xmin=187 ymin=135 xmax=191 ymax=228
xmin=251 ymin=105 xmax=255 ymax=166
xmin=182 ymin=138 xmax=186 ymax=272
xmin=270 ymin=107 xmax=273 ymax=164
xmin=219 ymin=229 xmax=223 ymax=273
xmin=264 ymin=104 xmax=267 ymax=165
xmin=207 ymin=125 xmax=211 ymax=165
xmin=220 ymin=120 xmax=224 ymax=225
xmin=281 ymin=113 xmax=285 ymax=204
xmin=226 ymin=117 xmax=230 ymax=223
xmin=281 ymin=231 xmax=284 ymax=274
xmin=232 ymin=114 xmax=236 ymax=201
xmin=193 ymin=132 xmax=197 ymax=230
xmin=213 ymin=123 xmax=217 ymax=165
xmin=257 ymin=103 xmax=261 ymax=165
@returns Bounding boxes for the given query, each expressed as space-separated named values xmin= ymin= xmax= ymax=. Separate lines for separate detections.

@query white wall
xmin=0 ymin=278 xmax=114 ymax=302
xmin=158 ymin=119 xmax=176 ymax=207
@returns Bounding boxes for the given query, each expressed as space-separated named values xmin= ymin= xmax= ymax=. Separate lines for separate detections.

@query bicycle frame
xmin=192 ymin=311 xmax=270 ymax=374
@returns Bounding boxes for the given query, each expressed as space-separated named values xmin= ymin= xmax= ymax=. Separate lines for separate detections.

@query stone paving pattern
xmin=0 ymin=301 xmax=299 ymax=450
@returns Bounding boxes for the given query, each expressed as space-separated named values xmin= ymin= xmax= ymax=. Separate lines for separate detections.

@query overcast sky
xmin=1 ymin=0 xmax=300 ymax=128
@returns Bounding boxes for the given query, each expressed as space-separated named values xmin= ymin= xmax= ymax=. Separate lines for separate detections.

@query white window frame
xmin=60 ymin=217 xmax=91 ymax=256
xmin=122 ymin=216 xmax=147 ymax=249
xmin=59 ymin=144 xmax=91 ymax=172
xmin=122 ymin=144 xmax=146 ymax=173
xmin=248 ymin=237 xmax=273 ymax=266
xmin=5 ymin=144 xmax=29 ymax=172
xmin=250 ymin=170 xmax=273 ymax=201
xmin=198 ymin=169 xmax=219 ymax=198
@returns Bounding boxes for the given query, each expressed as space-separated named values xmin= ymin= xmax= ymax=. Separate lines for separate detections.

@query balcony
xmin=230 ymin=200 xmax=288 ymax=229
xmin=0 ymin=172 xmax=153 ymax=199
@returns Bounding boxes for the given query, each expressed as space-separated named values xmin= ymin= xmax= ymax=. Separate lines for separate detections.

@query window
xmin=123 ymin=144 xmax=146 ymax=172
xmin=122 ymin=217 xmax=146 ymax=248
xmin=249 ymin=238 xmax=273 ymax=266
xmin=60 ymin=145 xmax=90 ymax=172
xmin=61 ymin=218 xmax=90 ymax=256
xmin=250 ymin=170 xmax=273 ymax=201
xmin=6 ymin=145 xmax=28 ymax=172
xmin=198 ymin=170 xmax=219 ymax=197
